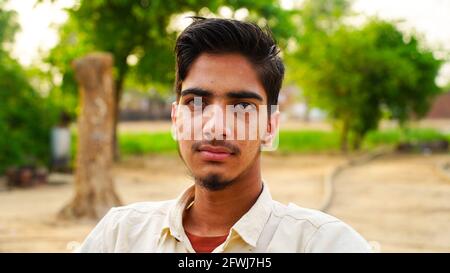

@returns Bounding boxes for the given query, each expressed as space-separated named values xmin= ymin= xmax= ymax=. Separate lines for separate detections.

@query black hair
xmin=174 ymin=17 xmax=285 ymax=109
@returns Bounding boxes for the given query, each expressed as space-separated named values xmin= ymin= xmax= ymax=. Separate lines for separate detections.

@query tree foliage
xmin=287 ymin=0 xmax=442 ymax=151
xmin=0 ymin=4 xmax=57 ymax=173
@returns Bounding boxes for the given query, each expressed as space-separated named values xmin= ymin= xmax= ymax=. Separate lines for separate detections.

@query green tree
xmin=0 ymin=4 xmax=57 ymax=173
xmin=46 ymin=0 xmax=295 ymax=159
xmin=287 ymin=0 xmax=442 ymax=151
xmin=285 ymin=0 xmax=350 ymax=122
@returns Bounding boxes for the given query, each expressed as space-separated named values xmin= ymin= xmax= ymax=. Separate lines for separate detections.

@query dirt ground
xmin=328 ymin=153 xmax=450 ymax=252
xmin=0 ymin=152 xmax=449 ymax=253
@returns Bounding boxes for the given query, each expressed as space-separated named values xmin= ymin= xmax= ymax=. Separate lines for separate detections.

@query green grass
xmin=71 ymin=128 xmax=450 ymax=157
xmin=363 ymin=128 xmax=450 ymax=149
xmin=277 ymin=130 xmax=341 ymax=153
xmin=119 ymin=132 xmax=177 ymax=155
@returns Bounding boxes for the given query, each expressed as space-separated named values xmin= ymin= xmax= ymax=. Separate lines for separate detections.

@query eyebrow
xmin=180 ymin=88 xmax=213 ymax=98
xmin=226 ymin=90 xmax=263 ymax=102
xmin=181 ymin=87 xmax=263 ymax=102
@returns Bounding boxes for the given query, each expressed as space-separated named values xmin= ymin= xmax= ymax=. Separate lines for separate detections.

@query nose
xmin=202 ymin=104 xmax=232 ymax=141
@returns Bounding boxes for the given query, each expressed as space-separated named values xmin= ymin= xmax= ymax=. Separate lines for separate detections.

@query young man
xmin=78 ymin=18 xmax=371 ymax=253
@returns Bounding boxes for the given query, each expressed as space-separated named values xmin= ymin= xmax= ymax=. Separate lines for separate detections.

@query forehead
xmin=181 ymin=53 xmax=266 ymax=101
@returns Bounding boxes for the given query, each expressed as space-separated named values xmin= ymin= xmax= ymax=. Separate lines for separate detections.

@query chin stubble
xmin=196 ymin=173 xmax=235 ymax=191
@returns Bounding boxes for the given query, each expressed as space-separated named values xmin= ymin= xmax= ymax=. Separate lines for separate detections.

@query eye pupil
xmin=236 ymin=102 xmax=254 ymax=110
xmin=187 ymin=99 xmax=204 ymax=108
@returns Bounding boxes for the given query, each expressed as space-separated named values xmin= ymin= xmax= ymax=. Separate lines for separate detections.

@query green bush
xmin=0 ymin=6 xmax=59 ymax=174
xmin=0 ymin=53 xmax=57 ymax=173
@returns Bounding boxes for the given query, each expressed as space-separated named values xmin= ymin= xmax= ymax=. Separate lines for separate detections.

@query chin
xmin=195 ymin=173 xmax=235 ymax=191
xmin=195 ymin=171 xmax=228 ymax=182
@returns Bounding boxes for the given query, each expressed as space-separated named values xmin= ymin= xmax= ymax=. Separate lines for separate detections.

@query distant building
xmin=426 ymin=91 xmax=450 ymax=119
xmin=279 ymin=85 xmax=326 ymax=121
xmin=119 ymin=89 xmax=172 ymax=121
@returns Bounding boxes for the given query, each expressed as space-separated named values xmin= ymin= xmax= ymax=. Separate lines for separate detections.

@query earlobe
xmin=262 ymin=122 xmax=272 ymax=144
xmin=171 ymin=102 xmax=178 ymax=123
xmin=262 ymin=110 xmax=280 ymax=149
xmin=171 ymin=102 xmax=178 ymax=141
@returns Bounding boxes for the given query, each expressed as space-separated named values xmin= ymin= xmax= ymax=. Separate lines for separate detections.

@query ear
xmin=261 ymin=110 xmax=280 ymax=151
xmin=171 ymin=101 xmax=178 ymax=124
xmin=170 ymin=101 xmax=178 ymax=141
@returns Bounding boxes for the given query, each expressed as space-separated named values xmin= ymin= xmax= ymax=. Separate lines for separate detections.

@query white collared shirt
xmin=78 ymin=183 xmax=372 ymax=253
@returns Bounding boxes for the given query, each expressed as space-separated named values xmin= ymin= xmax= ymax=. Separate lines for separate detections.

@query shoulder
xmin=277 ymin=202 xmax=341 ymax=227
xmin=272 ymin=202 xmax=372 ymax=253
xmin=108 ymin=199 xmax=175 ymax=219
xmin=100 ymin=199 xmax=176 ymax=233
xmin=77 ymin=200 xmax=175 ymax=252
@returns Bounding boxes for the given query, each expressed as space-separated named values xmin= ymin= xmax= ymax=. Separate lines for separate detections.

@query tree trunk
xmin=303 ymin=98 xmax=311 ymax=122
xmin=352 ymin=133 xmax=363 ymax=151
xmin=112 ymin=76 xmax=124 ymax=162
xmin=340 ymin=119 xmax=349 ymax=153
xmin=112 ymin=58 xmax=128 ymax=162
xmin=59 ymin=52 xmax=121 ymax=220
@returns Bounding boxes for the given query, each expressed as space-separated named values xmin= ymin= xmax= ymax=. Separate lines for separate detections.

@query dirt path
xmin=328 ymin=153 xmax=450 ymax=252
xmin=0 ymin=153 xmax=449 ymax=252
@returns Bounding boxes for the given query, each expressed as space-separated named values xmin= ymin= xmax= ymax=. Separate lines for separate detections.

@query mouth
xmin=197 ymin=145 xmax=234 ymax=161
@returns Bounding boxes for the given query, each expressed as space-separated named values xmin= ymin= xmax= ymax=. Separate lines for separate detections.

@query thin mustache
xmin=192 ymin=140 xmax=241 ymax=155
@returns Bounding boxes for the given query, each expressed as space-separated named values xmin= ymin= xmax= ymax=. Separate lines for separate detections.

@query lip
xmin=197 ymin=145 xmax=233 ymax=161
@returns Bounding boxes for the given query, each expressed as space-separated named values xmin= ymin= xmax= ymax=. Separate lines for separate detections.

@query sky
xmin=5 ymin=0 xmax=450 ymax=86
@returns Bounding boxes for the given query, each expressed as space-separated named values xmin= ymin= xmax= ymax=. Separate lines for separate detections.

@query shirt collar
xmin=167 ymin=185 xmax=195 ymax=241
xmin=164 ymin=182 xmax=273 ymax=248
xmin=231 ymin=183 xmax=273 ymax=247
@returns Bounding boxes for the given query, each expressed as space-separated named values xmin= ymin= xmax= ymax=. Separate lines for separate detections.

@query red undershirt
xmin=185 ymin=231 xmax=228 ymax=253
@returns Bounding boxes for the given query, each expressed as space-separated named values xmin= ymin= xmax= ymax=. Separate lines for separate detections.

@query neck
xmin=183 ymin=158 xmax=263 ymax=237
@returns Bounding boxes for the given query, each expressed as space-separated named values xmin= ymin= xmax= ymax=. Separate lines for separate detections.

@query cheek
xmin=178 ymin=140 xmax=193 ymax=158
xmin=232 ymin=113 xmax=267 ymax=142
xmin=236 ymin=140 xmax=260 ymax=160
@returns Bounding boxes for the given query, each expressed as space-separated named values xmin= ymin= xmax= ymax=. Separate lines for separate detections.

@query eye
xmin=186 ymin=98 xmax=205 ymax=108
xmin=234 ymin=102 xmax=256 ymax=111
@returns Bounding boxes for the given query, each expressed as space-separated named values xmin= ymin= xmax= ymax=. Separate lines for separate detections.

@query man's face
xmin=172 ymin=53 xmax=277 ymax=190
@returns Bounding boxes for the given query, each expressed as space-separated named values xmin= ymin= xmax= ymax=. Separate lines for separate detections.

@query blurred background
xmin=0 ymin=0 xmax=449 ymax=252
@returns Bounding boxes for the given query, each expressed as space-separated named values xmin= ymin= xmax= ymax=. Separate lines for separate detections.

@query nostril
xmin=204 ymin=132 xmax=214 ymax=141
